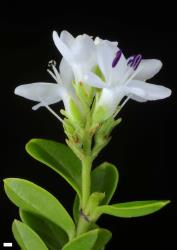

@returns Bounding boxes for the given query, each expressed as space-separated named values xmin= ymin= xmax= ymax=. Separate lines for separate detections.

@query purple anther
xmin=127 ymin=55 xmax=135 ymax=66
xmin=112 ymin=50 xmax=122 ymax=68
xmin=133 ymin=54 xmax=142 ymax=70
xmin=127 ymin=54 xmax=142 ymax=70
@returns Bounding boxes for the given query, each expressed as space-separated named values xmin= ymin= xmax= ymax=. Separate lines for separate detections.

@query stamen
xmin=112 ymin=50 xmax=122 ymax=68
xmin=47 ymin=69 xmax=58 ymax=82
xmin=124 ymin=66 xmax=142 ymax=86
xmin=120 ymin=67 xmax=134 ymax=84
xmin=120 ymin=95 xmax=132 ymax=109
xmin=47 ymin=60 xmax=62 ymax=84
xmin=52 ymin=65 xmax=62 ymax=84
xmin=48 ymin=60 xmax=56 ymax=67
xmin=127 ymin=54 xmax=142 ymax=70
xmin=38 ymin=96 xmax=63 ymax=123
xmin=127 ymin=55 xmax=135 ymax=66
xmin=133 ymin=54 xmax=142 ymax=70
xmin=113 ymin=95 xmax=132 ymax=118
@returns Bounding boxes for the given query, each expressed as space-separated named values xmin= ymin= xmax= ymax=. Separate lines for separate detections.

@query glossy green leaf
xmin=73 ymin=162 xmax=119 ymax=224
xmin=12 ymin=220 xmax=48 ymax=250
xmin=91 ymin=162 xmax=119 ymax=205
xmin=26 ymin=139 xmax=82 ymax=198
xmin=4 ymin=178 xmax=75 ymax=239
xmin=20 ymin=209 xmax=68 ymax=250
xmin=62 ymin=229 xmax=111 ymax=250
xmin=95 ymin=200 xmax=171 ymax=218
xmin=92 ymin=228 xmax=111 ymax=250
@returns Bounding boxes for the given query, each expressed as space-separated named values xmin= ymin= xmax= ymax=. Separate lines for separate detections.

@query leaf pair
xmin=13 ymin=219 xmax=111 ymax=250
xmin=25 ymin=139 xmax=170 ymax=220
xmin=25 ymin=139 xmax=119 ymax=204
xmin=73 ymin=162 xmax=119 ymax=223
xmin=4 ymin=139 xmax=118 ymax=249
xmin=8 ymin=138 xmax=170 ymax=250
xmin=4 ymin=178 xmax=75 ymax=241
xmin=26 ymin=139 xmax=120 ymax=222
xmin=4 ymin=178 xmax=113 ymax=250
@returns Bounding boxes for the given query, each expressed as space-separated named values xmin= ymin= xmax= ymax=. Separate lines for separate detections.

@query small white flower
xmin=85 ymin=39 xmax=171 ymax=120
xmin=14 ymin=59 xmax=77 ymax=122
xmin=52 ymin=30 xmax=96 ymax=82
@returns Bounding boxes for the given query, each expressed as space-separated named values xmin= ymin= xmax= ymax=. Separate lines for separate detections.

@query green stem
xmin=76 ymin=113 xmax=94 ymax=235
xmin=76 ymin=214 xmax=91 ymax=236
xmin=81 ymin=156 xmax=92 ymax=209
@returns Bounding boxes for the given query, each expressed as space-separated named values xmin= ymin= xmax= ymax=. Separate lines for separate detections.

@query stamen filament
xmin=38 ymin=96 xmax=63 ymax=123
xmin=120 ymin=95 xmax=132 ymax=109
xmin=124 ymin=66 xmax=142 ymax=86
xmin=52 ymin=65 xmax=62 ymax=84
xmin=113 ymin=95 xmax=132 ymax=118
xmin=47 ymin=69 xmax=58 ymax=82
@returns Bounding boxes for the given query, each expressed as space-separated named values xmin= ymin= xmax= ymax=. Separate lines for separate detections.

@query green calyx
xmin=69 ymin=99 xmax=86 ymax=128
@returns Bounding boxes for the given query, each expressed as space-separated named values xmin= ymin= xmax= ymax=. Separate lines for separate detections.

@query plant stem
xmin=76 ymin=112 xmax=94 ymax=236
xmin=76 ymin=214 xmax=91 ymax=236
xmin=81 ymin=155 xmax=92 ymax=210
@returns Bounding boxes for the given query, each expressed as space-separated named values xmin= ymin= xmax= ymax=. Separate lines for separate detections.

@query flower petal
xmin=126 ymin=80 xmax=172 ymax=100
xmin=130 ymin=95 xmax=147 ymax=102
xmin=52 ymin=31 xmax=73 ymax=63
xmin=54 ymin=31 xmax=96 ymax=82
xmin=32 ymin=103 xmax=44 ymax=110
xmin=59 ymin=58 xmax=74 ymax=86
xmin=71 ymin=34 xmax=95 ymax=63
xmin=96 ymin=41 xmax=127 ymax=84
xmin=97 ymin=88 xmax=123 ymax=119
xmin=135 ymin=59 xmax=162 ymax=81
xmin=84 ymin=72 xmax=106 ymax=88
xmin=60 ymin=30 xmax=75 ymax=48
xmin=94 ymin=36 xmax=118 ymax=46
xmin=14 ymin=82 xmax=62 ymax=104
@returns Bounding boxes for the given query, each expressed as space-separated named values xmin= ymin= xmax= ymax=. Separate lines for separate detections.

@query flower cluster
xmin=15 ymin=31 xmax=171 ymax=159
xmin=15 ymin=30 xmax=171 ymax=122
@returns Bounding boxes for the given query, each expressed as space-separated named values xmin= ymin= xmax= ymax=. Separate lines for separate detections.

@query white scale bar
xmin=3 ymin=243 xmax=13 ymax=247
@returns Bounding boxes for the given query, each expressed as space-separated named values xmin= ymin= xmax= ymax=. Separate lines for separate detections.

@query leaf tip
xmin=12 ymin=219 xmax=20 ymax=231
xmin=3 ymin=178 xmax=13 ymax=186
xmin=13 ymin=219 xmax=19 ymax=225
xmin=162 ymin=200 xmax=171 ymax=206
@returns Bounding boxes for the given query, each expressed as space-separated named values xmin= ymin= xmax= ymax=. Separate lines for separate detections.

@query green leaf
xmin=62 ymin=229 xmax=111 ymax=250
xmin=4 ymin=178 xmax=75 ymax=240
xmin=73 ymin=162 xmax=119 ymax=224
xmin=94 ymin=200 xmax=171 ymax=218
xmin=26 ymin=139 xmax=82 ymax=198
xmin=20 ymin=209 xmax=68 ymax=250
xmin=12 ymin=220 xmax=48 ymax=250
xmin=92 ymin=228 xmax=112 ymax=250
xmin=91 ymin=162 xmax=119 ymax=205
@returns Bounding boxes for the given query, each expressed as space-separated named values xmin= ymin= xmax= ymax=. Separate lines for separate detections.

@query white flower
xmin=85 ymin=39 xmax=171 ymax=120
xmin=14 ymin=59 xmax=77 ymax=122
xmin=52 ymin=30 xmax=96 ymax=82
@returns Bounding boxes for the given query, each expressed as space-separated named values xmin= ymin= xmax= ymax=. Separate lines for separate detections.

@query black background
xmin=1 ymin=7 xmax=177 ymax=250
